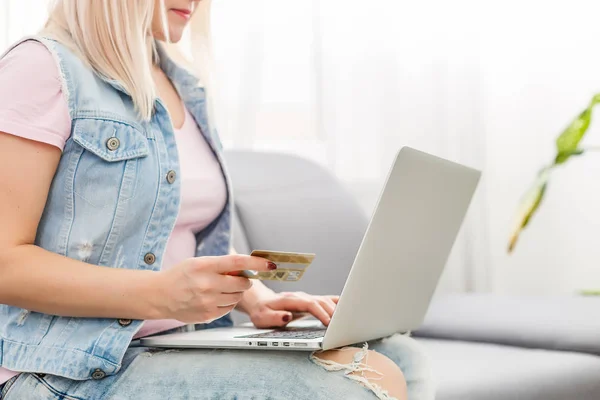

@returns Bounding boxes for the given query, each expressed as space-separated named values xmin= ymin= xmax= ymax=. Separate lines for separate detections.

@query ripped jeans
xmin=1 ymin=334 xmax=434 ymax=400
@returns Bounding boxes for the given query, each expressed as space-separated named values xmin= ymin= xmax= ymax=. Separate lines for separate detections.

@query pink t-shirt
xmin=0 ymin=42 xmax=227 ymax=384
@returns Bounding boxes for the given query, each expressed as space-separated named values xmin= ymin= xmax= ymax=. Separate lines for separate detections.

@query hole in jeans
xmin=310 ymin=343 xmax=398 ymax=400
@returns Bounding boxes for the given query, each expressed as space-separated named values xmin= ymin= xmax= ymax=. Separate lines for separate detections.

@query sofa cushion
xmin=420 ymin=338 xmax=600 ymax=400
xmin=224 ymin=150 xmax=368 ymax=296
xmin=415 ymin=294 xmax=600 ymax=356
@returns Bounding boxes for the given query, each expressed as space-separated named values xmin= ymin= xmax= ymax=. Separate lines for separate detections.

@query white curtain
xmin=0 ymin=0 xmax=50 ymax=49
xmin=211 ymin=0 xmax=600 ymax=295
xmin=211 ymin=0 xmax=490 ymax=293
xmin=4 ymin=0 xmax=600 ymax=294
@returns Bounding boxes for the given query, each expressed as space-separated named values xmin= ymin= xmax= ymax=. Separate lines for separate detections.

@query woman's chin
xmin=167 ymin=28 xmax=185 ymax=43
xmin=154 ymin=31 xmax=183 ymax=43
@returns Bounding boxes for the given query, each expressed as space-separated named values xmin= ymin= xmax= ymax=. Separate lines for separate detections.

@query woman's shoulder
xmin=0 ymin=40 xmax=59 ymax=78
xmin=0 ymin=39 xmax=71 ymax=151
xmin=0 ymin=40 xmax=63 ymax=94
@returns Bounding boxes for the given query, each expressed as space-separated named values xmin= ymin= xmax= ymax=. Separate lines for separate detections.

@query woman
xmin=0 ymin=1 xmax=434 ymax=399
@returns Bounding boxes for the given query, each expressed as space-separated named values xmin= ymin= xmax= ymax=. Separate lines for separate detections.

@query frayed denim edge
xmin=310 ymin=343 xmax=398 ymax=400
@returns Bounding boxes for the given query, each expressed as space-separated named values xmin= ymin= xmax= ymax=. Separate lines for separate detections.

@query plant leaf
xmin=554 ymin=148 xmax=585 ymax=164
xmin=580 ymin=290 xmax=600 ymax=296
xmin=555 ymin=109 xmax=591 ymax=164
xmin=507 ymin=169 xmax=550 ymax=253
xmin=508 ymin=93 xmax=600 ymax=254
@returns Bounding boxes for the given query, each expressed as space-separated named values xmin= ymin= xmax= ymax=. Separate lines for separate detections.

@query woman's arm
xmin=0 ymin=133 xmax=270 ymax=323
xmin=0 ymin=133 xmax=160 ymax=319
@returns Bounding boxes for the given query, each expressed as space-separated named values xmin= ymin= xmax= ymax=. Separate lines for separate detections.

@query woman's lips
xmin=171 ymin=9 xmax=191 ymax=20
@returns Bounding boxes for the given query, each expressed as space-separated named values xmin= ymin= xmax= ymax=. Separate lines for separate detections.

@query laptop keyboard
xmin=237 ymin=328 xmax=327 ymax=340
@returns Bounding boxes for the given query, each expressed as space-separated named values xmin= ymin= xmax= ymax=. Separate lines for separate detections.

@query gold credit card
xmin=244 ymin=250 xmax=316 ymax=281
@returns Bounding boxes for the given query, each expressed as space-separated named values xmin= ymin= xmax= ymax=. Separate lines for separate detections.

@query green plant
xmin=508 ymin=93 xmax=600 ymax=253
xmin=580 ymin=290 xmax=600 ymax=296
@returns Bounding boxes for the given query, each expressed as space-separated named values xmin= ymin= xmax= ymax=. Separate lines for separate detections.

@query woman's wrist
xmin=237 ymin=281 xmax=276 ymax=315
xmin=135 ymin=270 xmax=169 ymax=320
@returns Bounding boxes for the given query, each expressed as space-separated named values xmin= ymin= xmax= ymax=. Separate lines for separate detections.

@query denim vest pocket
xmin=72 ymin=118 xmax=149 ymax=162
xmin=67 ymin=119 xmax=153 ymax=266
xmin=71 ymin=119 xmax=149 ymax=205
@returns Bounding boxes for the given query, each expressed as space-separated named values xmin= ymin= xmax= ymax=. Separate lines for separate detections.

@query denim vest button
xmin=118 ymin=319 xmax=132 ymax=327
xmin=91 ymin=369 xmax=106 ymax=380
xmin=144 ymin=253 xmax=156 ymax=265
xmin=166 ymin=170 xmax=177 ymax=184
xmin=106 ymin=137 xmax=120 ymax=151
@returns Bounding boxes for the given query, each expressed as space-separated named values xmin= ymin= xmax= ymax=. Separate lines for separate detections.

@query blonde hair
xmin=41 ymin=0 xmax=215 ymax=123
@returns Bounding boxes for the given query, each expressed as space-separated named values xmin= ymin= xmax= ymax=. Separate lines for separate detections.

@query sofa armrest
xmin=414 ymin=293 xmax=600 ymax=356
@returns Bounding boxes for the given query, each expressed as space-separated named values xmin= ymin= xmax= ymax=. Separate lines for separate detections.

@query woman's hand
xmin=155 ymin=255 xmax=276 ymax=324
xmin=246 ymin=291 xmax=340 ymax=329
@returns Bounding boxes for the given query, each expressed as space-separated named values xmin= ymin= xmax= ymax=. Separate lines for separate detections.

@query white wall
xmin=0 ymin=0 xmax=49 ymax=47
xmin=2 ymin=0 xmax=600 ymax=295
xmin=480 ymin=1 xmax=600 ymax=294
xmin=348 ymin=1 xmax=600 ymax=296
xmin=211 ymin=0 xmax=492 ymax=295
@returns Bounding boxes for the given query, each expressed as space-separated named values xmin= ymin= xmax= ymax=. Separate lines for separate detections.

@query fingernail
xmin=267 ymin=262 xmax=277 ymax=270
xmin=282 ymin=314 xmax=291 ymax=322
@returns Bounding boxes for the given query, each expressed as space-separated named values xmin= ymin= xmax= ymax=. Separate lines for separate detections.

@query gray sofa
xmin=225 ymin=150 xmax=600 ymax=400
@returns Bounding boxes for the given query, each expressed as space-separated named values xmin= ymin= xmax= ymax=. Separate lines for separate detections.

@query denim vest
xmin=0 ymin=37 xmax=233 ymax=380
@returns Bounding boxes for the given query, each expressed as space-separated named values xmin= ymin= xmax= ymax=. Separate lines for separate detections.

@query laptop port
xmin=293 ymin=343 xmax=308 ymax=347
xmin=283 ymin=342 xmax=290 ymax=347
xmin=272 ymin=342 xmax=279 ymax=346
xmin=258 ymin=342 xmax=268 ymax=347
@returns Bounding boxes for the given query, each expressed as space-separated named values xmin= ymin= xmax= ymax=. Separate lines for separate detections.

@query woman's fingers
xmin=317 ymin=296 xmax=337 ymax=318
xmin=215 ymin=274 xmax=253 ymax=293
xmin=251 ymin=307 xmax=292 ymax=328
xmin=216 ymin=292 xmax=244 ymax=307
xmin=292 ymin=292 xmax=336 ymax=319
xmin=268 ymin=295 xmax=331 ymax=326
xmin=215 ymin=304 xmax=237 ymax=317
xmin=199 ymin=255 xmax=276 ymax=274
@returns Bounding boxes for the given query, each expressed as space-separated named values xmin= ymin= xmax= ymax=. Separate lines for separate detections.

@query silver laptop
xmin=141 ymin=146 xmax=481 ymax=351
